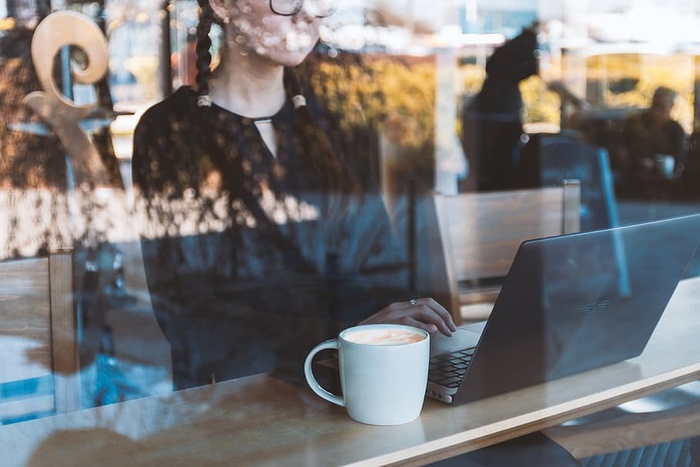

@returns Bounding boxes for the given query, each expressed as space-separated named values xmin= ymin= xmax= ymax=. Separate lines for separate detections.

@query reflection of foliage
xmin=0 ymin=30 xmax=68 ymax=188
xmin=459 ymin=64 xmax=559 ymax=127
xmin=457 ymin=64 xmax=485 ymax=98
xmin=369 ymin=57 xmax=437 ymax=188
xmin=307 ymin=53 xmax=438 ymax=191
xmin=521 ymin=75 xmax=560 ymax=125
xmin=589 ymin=54 xmax=694 ymax=133
xmin=310 ymin=54 xmax=436 ymax=152
xmin=369 ymin=58 xmax=436 ymax=152
xmin=0 ymin=28 xmax=121 ymax=189
xmin=459 ymin=53 xmax=695 ymax=134
xmin=458 ymin=63 xmax=561 ymax=126
xmin=308 ymin=54 xmax=384 ymax=132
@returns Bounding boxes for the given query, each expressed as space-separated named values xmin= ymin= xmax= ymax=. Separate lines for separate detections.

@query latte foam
xmin=344 ymin=328 xmax=425 ymax=346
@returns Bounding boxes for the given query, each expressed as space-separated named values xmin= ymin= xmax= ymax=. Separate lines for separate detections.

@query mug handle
xmin=304 ymin=339 xmax=345 ymax=407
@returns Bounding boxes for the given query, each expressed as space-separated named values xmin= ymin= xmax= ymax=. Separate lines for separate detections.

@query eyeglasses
xmin=269 ymin=0 xmax=336 ymax=18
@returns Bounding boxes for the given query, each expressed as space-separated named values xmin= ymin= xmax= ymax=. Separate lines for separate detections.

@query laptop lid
xmin=450 ymin=214 xmax=700 ymax=405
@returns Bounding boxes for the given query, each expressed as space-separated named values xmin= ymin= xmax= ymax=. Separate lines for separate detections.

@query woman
xmin=132 ymin=0 xmax=455 ymax=390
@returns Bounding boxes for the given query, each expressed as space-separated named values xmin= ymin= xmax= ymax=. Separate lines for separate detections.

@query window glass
xmin=0 ymin=0 xmax=698 ymax=464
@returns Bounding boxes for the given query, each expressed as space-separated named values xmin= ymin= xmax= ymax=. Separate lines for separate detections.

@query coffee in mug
xmin=344 ymin=327 xmax=426 ymax=345
xmin=304 ymin=324 xmax=430 ymax=425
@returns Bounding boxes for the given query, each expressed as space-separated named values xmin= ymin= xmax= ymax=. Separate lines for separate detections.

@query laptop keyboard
xmin=429 ymin=347 xmax=476 ymax=388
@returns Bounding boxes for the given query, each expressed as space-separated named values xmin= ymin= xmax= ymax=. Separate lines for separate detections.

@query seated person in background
xmin=131 ymin=0 xmax=455 ymax=390
xmin=621 ymin=86 xmax=688 ymax=191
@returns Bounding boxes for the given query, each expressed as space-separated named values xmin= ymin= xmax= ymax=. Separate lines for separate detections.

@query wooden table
xmin=2 ymin=277 xmax=700 ymax=467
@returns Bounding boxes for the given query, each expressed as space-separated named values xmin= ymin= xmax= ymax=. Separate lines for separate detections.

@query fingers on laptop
xmin=360 ymin=298 xmax=457 ymax=336
xmin=406 ymin=298 xmax=457 ymax=335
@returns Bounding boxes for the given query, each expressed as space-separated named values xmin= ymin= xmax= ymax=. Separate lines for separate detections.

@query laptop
xmin=427 ymin=214 xmax=700 ymax=404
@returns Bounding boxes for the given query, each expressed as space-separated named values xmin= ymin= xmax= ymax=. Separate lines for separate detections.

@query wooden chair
xmin=0 ymin=250 xmax=80 ymax=422
xmin=426 ymin=180 xmax=581 ymax=324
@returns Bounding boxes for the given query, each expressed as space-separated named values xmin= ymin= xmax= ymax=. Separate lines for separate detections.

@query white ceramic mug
xmin=304 ymin=324 xmax=430 ymax=425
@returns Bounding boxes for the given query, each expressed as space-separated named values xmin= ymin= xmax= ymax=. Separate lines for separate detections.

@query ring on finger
xmin=409 ymin=299 xmax=417 ymax=306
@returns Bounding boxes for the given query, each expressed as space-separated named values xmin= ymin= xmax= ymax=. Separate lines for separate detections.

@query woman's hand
xmin=359 ymin=298 xmax=457 ymax=336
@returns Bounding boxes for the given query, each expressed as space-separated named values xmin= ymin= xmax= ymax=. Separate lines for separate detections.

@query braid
xmin=284 ymin=67 xmax=308 ymax=110
xmin=195 ymin=1 xmax=215 ymax=107
xmin=284 ymin=67 xmax=359 ymax=193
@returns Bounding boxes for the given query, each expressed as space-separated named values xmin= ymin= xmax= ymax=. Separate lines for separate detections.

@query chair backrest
xmin=0 ymin=250 xmax=80 ymax=422
xmin=513 ymin=133 xmax=619 ymax=231
xmin=539 ymin=138 xmax=618 ymax=231
xmin=427 ymin=181 xmax=581 ymax=323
